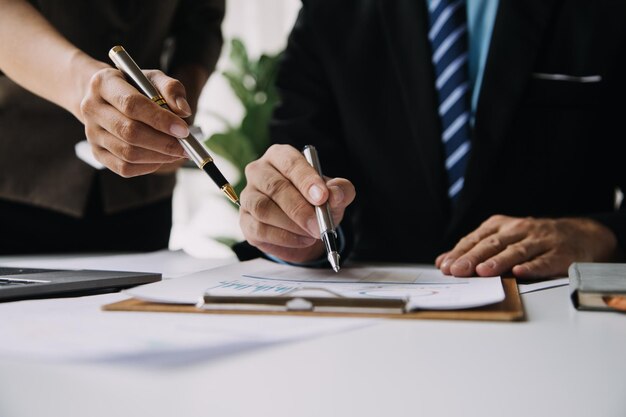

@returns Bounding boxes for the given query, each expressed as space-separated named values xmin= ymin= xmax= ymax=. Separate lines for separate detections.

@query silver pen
xmin=302 ymin=145 xmax=341 ymax=272
xmin=108 ymin=45 xmax=239 ymax=206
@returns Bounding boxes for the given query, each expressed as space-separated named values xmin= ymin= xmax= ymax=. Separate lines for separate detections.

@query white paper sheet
xmin=518 ymin=277 xmax=569 ymax=294
xmin=0 ymin=252 xmax=375 ymax=367
xmin=0 ymin=292 xmax=374 ymax=367
xmin=127 ymin=259 xmax=505 ymax=310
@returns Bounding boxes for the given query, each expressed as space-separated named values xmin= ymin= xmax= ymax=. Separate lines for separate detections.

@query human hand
xmin=435 ymin=215 xmax=618 ymax=279
xmin=80 ymin=68 xmax=191 ymax=177
xmin=153 ymin=159 xmax=188 ymax=175
xmin=239 ymin=144 xmax=356 ymax=263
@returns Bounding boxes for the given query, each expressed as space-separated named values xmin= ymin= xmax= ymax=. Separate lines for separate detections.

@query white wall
xmin=170 ymin=0 xmax=301 ymax=258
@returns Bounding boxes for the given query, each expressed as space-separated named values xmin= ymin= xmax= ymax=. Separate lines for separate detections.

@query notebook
xmin=569 ymin=262 xmax=626 ymax=311
xmin=0 ymin=266 xmax=160 ymax=302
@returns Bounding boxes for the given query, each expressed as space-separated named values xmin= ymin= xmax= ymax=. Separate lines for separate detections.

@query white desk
xmin=0 ymin=251 xmax=624 ymax=417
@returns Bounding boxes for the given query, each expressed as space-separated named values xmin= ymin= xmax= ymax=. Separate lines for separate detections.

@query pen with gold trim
xmin=108 ymin=45 xmax=239 ymax=206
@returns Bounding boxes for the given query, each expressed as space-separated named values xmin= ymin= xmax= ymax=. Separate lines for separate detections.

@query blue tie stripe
xmin=428 ymin=0 xmax=464 ymax=41
xmin=436 ymin=52 xmax=468 ymax=89
xmin=428 ymin=0 xmax=472 ymax=202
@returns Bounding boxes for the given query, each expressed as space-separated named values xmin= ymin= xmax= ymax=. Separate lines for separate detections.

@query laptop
xmin=0 ymin=266 xmax=161 ymax=302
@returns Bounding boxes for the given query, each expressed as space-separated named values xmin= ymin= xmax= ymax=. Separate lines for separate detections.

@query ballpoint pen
xmin=108 ymin=45 xmax=239 ymax=207
xmin=302 ymin=145 xmax=341 ymax=273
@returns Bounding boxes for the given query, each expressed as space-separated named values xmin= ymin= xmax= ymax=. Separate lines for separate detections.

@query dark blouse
xmin=0 ymin=0 xmax=225 ymax=216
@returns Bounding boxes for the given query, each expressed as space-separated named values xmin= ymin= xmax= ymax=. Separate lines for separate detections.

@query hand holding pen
xmin=239 ymin=144 xmax=356 ymax=269
xmin=80 ymin=52 xmax=192 ymax=177
xmin=108 ymin=46 xmax=238 ymax=205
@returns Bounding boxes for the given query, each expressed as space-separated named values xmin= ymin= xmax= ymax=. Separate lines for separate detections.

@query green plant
xmin=204 ymin=38 xmax=283 ymax=197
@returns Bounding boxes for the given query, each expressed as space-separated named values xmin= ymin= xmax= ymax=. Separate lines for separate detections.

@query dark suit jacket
xmin=245 ymin=0 xmax=626 ymax=263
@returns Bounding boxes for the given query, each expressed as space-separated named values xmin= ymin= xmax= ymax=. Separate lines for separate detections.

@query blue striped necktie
xmin=427 ymin=0 xmax=472 ymax=203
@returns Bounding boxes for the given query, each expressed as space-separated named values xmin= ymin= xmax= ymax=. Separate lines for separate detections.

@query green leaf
xmin=205 ymin=130 xmax=258 ymax=175
xmin=204 ymin=38 xmax=285 ymax=212
xmin=229 ymin=38 xmax=250 ymax=74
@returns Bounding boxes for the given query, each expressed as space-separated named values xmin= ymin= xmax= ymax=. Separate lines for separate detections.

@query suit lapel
xmin=448 ymin=0 xmax=561 ymax=235
xmin=378 ymin=0 xmax=450 ymax=218
xmin=474 ymin=0 xmax=561 ymax=149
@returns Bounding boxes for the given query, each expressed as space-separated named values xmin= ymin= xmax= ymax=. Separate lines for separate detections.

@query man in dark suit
xmin=237 ymin=0 xmax=625 ymax=278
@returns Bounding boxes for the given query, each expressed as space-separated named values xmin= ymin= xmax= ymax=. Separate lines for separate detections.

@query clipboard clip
xmin=196 ymin=286 xmax=407 ymax=314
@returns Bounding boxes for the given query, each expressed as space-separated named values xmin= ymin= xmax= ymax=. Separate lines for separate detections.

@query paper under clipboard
xmin=104 ymin=259 xmax=525 ymax=321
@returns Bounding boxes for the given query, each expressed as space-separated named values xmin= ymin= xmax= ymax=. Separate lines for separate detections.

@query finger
xmin=87 ymin=124 xmax=184 ymax=165
xmin=98 ymin=71 xmax=190 ymax=139
xmin=252 ymin=241 xmax=326 ymax=264
xmin=239 ymin=209 xmax=317 ymax=250
xmin=246 ymin=154 xmax=321 ymax=237
xmin=153 ymin=159 xmax=187 ymax=175
xmin=240 ymin=187 xmax=312 ymax=238
xmin=325 ymin=177 xmax=356 ymax=223
xmin=450 ymin=231 xmax=528 ymax=277
xmin=146 ymin=70 xmax=192 ymax=117
xmin=90 ymin=145 xmax=163 ymax=178
xmin=264 ymin=144 xmax=329 ymax=206
xmin=83 ymin=89 xmax=186 ymax=159
xmin=470 ymin=238 xmax=551 ymax=277
xmin=435 ymin=252 xmax=449 ymax=268
xmin=511 ymin=251 xmax=569 ymax=279
xmin=439 ymin=226 xmax=499 ymax=274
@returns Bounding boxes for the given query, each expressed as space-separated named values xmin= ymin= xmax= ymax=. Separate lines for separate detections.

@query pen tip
xmin=221 ymin=184 xmax=240 ymax=207
xmin=328 ymin=252 xmax=341 ymax=273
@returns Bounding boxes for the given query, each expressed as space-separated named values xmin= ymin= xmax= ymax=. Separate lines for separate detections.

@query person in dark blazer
xmin=237 ymin=0 xmax=625 ymax=278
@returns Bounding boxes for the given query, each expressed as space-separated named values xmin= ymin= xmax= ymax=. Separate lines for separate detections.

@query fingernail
xmin=453 ymin=259 xmax=471 ymax=272
xmin=170 ymin=123 xmax=189 ymax=138
xmin=298 ymin=236 xmax=316 ymax=246
xmin=176 ymin=97 xmax=192 ymax=116
xmin=307 ymin=217 xmax=319 ymax=236
xmin=441 ymin=258 xmax=453 ymax=269
xmin=329 ymin=186 xmax=344 ymax=205
xmin=515 ymin=265 xmax=530 ymax=275
xmin=308 ymin=184 xmax=323 ymax=203
xmin=478 ymin=260 xmax=497 ymax=270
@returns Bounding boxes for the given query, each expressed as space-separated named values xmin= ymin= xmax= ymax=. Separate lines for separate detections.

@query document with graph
xmin=126 ymin=258 xmax=505 ymax=311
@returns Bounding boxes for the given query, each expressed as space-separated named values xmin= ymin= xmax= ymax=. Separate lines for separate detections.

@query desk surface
xmin=0 ymin=251 xmax=624 ymax=417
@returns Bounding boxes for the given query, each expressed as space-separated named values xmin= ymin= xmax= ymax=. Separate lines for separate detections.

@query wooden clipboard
xmin=103 ymin=277 xmax=524 ymax=322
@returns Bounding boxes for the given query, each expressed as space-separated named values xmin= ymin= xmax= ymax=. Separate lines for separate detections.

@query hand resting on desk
xmin=435 ymin=215 xmax=618 ymax=279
